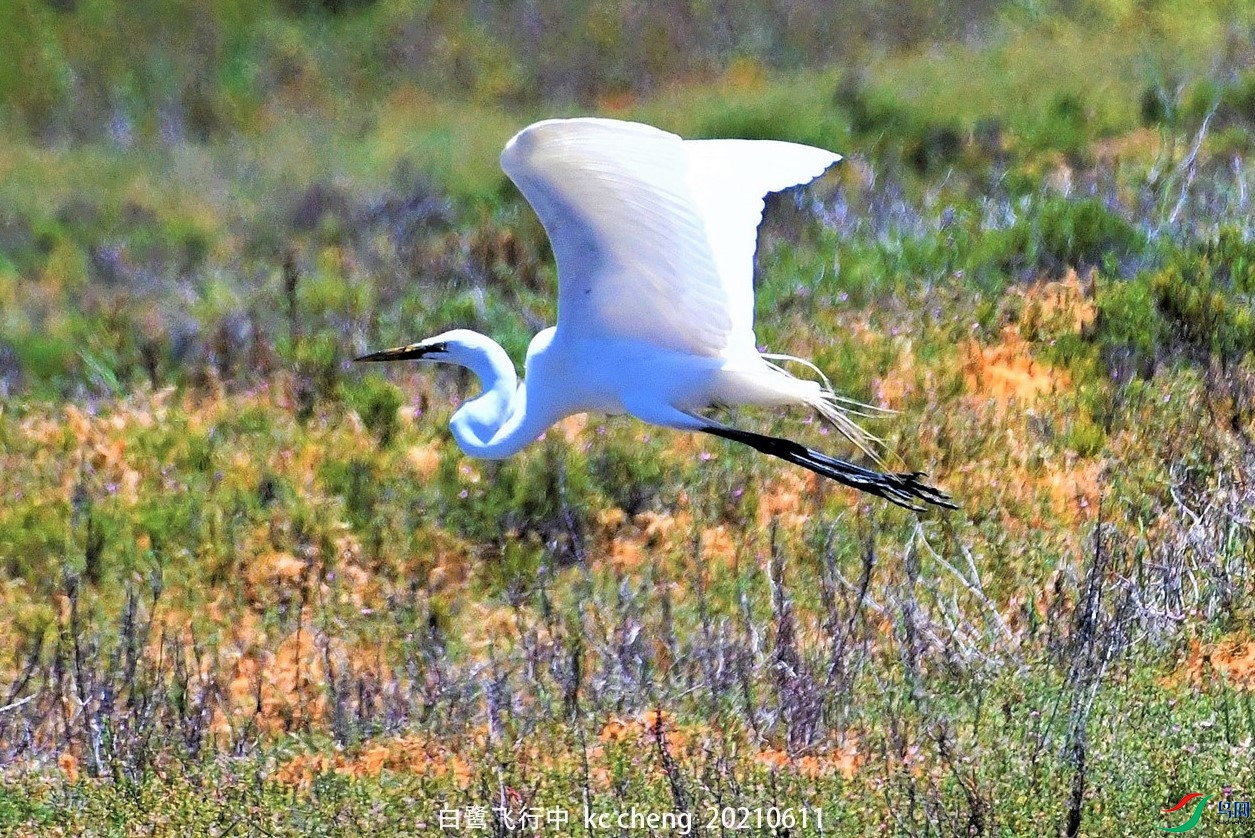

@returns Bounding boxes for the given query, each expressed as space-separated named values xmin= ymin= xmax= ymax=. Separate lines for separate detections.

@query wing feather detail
xmin=501 ymin=118 xmax=840 ymax=357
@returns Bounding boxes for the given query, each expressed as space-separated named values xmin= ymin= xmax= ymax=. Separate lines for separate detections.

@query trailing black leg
xmin=703 ymin=426 xmax=956 ymax=512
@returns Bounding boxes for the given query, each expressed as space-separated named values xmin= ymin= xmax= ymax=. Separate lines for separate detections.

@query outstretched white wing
xmin=500 ymin=118 xmax=839 ymax=357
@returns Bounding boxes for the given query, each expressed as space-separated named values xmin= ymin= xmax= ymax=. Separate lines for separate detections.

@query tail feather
xmin=762 ymin=352 xmax=891 ymax=467
xmin=704 ymin=425 xmax=956 ymax=513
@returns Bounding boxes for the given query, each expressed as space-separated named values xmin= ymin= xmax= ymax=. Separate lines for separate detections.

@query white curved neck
xmin=443 ymin=333 xmax=546 ymax=458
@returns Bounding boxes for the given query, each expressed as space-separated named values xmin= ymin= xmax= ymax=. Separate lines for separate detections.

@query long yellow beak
xmin=354 ymin=342 xmax=442 ymax=363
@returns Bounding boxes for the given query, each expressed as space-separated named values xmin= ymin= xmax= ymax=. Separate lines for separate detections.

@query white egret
xmin=357 ymin=118 xmax=953 ymax=511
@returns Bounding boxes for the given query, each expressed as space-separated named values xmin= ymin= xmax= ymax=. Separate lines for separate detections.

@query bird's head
xmin=355 ymin=329 xmax=521 ymax=455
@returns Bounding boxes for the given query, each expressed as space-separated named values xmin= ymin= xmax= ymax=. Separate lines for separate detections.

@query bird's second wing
xmin=682 ymin=139 xmax=841 ymax=354
xmin=501 ymin=118 xmax=839 ymax=357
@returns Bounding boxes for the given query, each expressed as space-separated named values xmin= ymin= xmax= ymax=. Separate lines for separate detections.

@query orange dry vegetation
xmin=950 ymin=446 xmax=1101 ymax=534
xmin=1178 ymin=637 xmax=1255 ymax=691
xmin=215 ymin=625 xmax=339 ymax=736
xmin=272 ymin=709 xmax=872 ymax=796
xmin=963 ymin=270 xmax=1095 ymax=410
xmin=754 ymin=738 xmax=863 ymax=779
xmin=274 ymin=735 xmax=473 ymax=788
xmin=1019 ymin=268 xmax=1096 ymax=333
xmin=57 ymin=753 xmax=79 ymax=783
xmin=405 ymin=441 xmax=442 ymax=479
xmin=756 ymin=469 xmax=817 ymax=529
xmin=963 ymin=325 xmax=1069 ymax=409
xmin=593 ymin=507 xmax=696 ymax=573
xmin=943 ymin=271 xmax=1106 ymax=526
xmin=1040 ymin=455 xmax=1102 ymax=523
xmin=597 ymin=709 xmax=692 ymax=752
xmin=273 ymin=711 xmax=866 ymax=793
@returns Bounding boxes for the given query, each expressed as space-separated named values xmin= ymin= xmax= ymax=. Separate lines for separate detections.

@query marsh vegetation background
xmin=1 ymin=0 xmax=1255 ymax=833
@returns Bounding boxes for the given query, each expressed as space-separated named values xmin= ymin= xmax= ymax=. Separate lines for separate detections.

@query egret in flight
xmin=357 ymin=118 xmax=953 ymax=511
